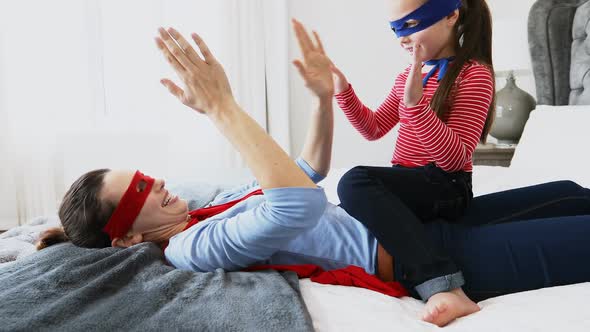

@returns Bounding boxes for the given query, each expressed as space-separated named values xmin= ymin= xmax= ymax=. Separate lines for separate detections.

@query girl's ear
xmin=446 ymin=9 xmax=460 ymax=26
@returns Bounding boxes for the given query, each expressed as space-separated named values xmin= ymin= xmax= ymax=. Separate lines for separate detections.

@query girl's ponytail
xmin=430 ymin=0 xmax=496 ymax=143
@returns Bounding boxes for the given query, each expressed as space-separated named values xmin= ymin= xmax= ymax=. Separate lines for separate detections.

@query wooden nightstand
xmin=473 ymin=143 xmax=516 ymax=167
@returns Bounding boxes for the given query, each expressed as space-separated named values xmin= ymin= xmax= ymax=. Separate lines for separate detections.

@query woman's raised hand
xmin=292 ymin=19 xmax=341 ymax=100
xmin=155 ymin=27 xmax=236 ymax=116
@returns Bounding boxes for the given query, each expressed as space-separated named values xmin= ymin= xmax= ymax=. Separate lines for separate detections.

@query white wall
xmin=288 ymin=0 xmax=539 ymax=168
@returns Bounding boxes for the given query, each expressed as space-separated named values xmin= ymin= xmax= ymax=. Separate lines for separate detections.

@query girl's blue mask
xmin=390 ymin=0 xmax=462 ymax=38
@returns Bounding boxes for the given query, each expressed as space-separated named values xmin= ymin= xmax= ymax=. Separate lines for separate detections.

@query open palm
xmin=292 ymin=19 xmax=335 ymax=99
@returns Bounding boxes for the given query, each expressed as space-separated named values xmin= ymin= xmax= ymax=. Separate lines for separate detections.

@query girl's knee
xmin=337 ymin=166 xmax=371 ymax=199
xmin=554 ymin=180 xmax=587 ymax=196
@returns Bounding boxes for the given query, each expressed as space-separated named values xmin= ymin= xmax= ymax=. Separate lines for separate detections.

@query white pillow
xmin=508 ymin=105 xmax=590 ymax=187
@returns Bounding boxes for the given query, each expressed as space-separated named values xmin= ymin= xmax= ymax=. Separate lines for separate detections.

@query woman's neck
xmin=166 ymin=219 xmax=190 ymax=238
xmin=145 ymin=216 xmax=190 ymax=244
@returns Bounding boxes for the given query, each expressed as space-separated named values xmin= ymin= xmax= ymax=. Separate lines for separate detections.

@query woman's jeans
xmin=419 ymin=214 xmax=590 ymax=302
xmin=434 ymin=180 xmax=590 ymax=301
xmin=337 ymin=164 xmax=473 ymax=300
xmin=338 ymin=163 xmax=590 ymax=300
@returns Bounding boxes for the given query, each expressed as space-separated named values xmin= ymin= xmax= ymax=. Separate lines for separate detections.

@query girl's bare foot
xmin=421 ymin=288 xmax=480 ymax=327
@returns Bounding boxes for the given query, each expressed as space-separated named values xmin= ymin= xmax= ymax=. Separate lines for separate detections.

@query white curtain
xmin=0 ymin=0 xmax=96 ymax=228
xmin=262 ymin=0 xmax=291 ymax=153
xmin=0 ymin=0 xmax=290 ymax=228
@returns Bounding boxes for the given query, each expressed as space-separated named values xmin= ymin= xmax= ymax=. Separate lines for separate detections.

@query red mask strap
xmin=103 ymin=171 xmax=155 ymax=241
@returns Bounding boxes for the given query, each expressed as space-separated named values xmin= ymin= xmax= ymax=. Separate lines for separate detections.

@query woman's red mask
xmin=103 ymin=171 xmax=155 ymax=241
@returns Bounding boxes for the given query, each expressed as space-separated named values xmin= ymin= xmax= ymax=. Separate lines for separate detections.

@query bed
xmin=2 ymin=0 xmax=590 ymax=330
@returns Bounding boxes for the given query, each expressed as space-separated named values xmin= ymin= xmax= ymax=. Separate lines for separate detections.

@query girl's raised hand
xmin=404 ymin=43 xmax=426 ymax=107
xmin=292 ymin=19 xmax=335 ymax=100
xmin=331 ymin=65 xmax=350 ymax=95
xmin=411 ymin=42 xmax=428 ymax=65
xmin=155 ymin=27 xmax=236 ymax=116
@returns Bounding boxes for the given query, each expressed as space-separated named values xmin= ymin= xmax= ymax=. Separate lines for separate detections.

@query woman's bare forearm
xmin=299 ymin=96 xmax=334 ymax=177
xmin=210 ymin=101 xmax=316 ymax=190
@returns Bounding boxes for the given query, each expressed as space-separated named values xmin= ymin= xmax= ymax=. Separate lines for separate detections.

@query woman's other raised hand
xmin=155 ymin=27 xmax=236 ymax=117
xmin=292 ymin=19 xmax=350 ymax=99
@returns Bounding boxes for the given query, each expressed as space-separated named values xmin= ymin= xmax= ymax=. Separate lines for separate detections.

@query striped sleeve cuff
xmin=399 ymin=95 xmax=429 ymax=118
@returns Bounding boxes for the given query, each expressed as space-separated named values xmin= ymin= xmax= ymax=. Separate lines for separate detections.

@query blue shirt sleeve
xmin=210 ymin=157 xmax=325 ymax=204
xmin=295 ymin=158 xmax=326 ymax=184
xmin=167 ymin=186 xmax=328 ymax=272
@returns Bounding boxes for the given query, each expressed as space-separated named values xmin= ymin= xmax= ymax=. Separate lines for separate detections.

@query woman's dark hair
xmin=36 ymin=169 xmax=115 ymax=250
xmin=430 ymin=0 xmax=496 ymax=143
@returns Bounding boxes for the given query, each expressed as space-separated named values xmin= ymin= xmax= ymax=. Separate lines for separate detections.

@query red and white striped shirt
xmin=335 ymin=60 xmax=494 ymax=173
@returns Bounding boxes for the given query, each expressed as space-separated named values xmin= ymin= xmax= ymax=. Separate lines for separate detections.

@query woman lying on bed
xmin=37 ymin=24 xmax=590 ymax=327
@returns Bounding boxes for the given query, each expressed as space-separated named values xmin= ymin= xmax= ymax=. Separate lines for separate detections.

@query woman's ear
xmin=111 ymin=233 xmax=144 ymax=248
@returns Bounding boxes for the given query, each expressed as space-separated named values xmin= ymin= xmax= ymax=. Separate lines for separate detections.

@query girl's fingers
xmin=155 ymin=37 xmax=186 ymax=75
xmin=167 ymin=27 xmax=205 ymax=67
xmin=331 ymin=65 xmax=345 ymax=79
xmin=412 ymin=43 xmax=425 ymax=64
xmin=158 ymin=27 xmax=195 ymax=72
xmin=292 ymin=60 xmax=308 ymax=80
xmin=312 ymin=31 xmax=325 ymax=55
xmin=191 ymin=33 xmax=217 ymax=64
xmin=292 ymin=19 xmax=315 ymax=58
xmin=160 ymin=79 xmax=185 ymax=100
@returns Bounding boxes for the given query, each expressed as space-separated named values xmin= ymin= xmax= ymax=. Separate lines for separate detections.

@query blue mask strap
xmin=423 ymin=56 xmax=455 ymax=87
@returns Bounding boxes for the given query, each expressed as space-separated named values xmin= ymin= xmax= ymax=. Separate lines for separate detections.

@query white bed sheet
xmin=300 ymin=279 xmax=590 ymax=332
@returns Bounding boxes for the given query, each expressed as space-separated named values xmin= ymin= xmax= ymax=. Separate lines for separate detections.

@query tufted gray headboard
xmin=528 ymin=0 xmax=590 ymax=105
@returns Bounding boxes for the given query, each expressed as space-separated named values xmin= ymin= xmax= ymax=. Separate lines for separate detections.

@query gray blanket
xmin=0 ymin=242 xmax=313 ymax=332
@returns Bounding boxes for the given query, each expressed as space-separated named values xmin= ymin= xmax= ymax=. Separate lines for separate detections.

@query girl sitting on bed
xmin=37 ymin=24 xmax=590 ymax=328
xmin=321 ymin=0 xmax=496 ymax=325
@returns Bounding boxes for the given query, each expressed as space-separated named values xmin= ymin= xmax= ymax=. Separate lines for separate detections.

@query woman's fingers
xmin=292 ymin=60 xmax=308 ymax=80
xmin=155 ymin=37 xmax=186 ymax=75
xmin=191 ymin=33 xmax=217 ymax=64
xmin=167 ymin=27 xmax=205 ymax=67
xmin=158 ymin=27 xmax=195 ymax=72
xmin=160 ymin=79 xmax=185 ymax=100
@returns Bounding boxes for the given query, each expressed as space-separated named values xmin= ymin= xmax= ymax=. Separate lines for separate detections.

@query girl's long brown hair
xmin=430 ymin=0 xmax=495 ymax=143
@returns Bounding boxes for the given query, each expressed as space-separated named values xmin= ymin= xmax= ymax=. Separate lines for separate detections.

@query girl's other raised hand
xmin=331 ymin=65 xmax=350 ymax=95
